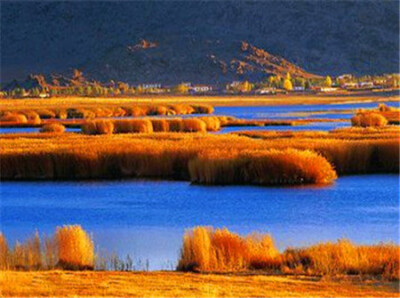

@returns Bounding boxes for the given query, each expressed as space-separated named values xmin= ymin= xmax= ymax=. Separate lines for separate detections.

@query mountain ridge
xmin=1 ymin=1 xmax=399 ymax=84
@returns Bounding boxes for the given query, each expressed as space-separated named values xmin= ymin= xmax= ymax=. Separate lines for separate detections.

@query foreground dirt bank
xmin=1 ymin=271 xmax=398 ymax=297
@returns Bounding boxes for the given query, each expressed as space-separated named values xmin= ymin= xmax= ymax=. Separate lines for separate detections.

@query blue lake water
xmin=1 ymin=175 xmax=399 ymax=270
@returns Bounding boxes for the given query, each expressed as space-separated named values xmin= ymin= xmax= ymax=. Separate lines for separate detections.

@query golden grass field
xmin=0 ymin=127 xmax=398 ymax=182
xmin=1 ymin=270 xmax=399 ymax=298
xmin=0 ymin=93 xmax=399 ymax=110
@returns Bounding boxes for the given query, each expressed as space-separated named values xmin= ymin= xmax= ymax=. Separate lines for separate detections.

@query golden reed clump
xmin=188 ymin=149 xmax=337 ymax=186
xmin=0 ymin=103 xmax=213 ymax=120
xmin=181 ymin=118 xmax=207 ymax=133
xmin=351 ymin=112 xmax=388 ymax=127
xmin=36 ymin=109 xmax=57 ymax=119
xmin=199 ymin=116 xmax=221 ymax=131
xmin=151 ymin=119 xmax=170 ymax=132
xmin=177 ymin=227 xmax=280 ymax=272
xmin=177 ymin=226 xmax=400 ymax=280
xmin=56 ymin=225 xmax=94 ymax=270
xmin=281 ymin=240 xmax=400 ymax=280
xmin=0 ymin=225 xmax=94 ymax=271
xmin=82 ymin=119 xmax=115 ymax=135
xmin=82 ymin=118 xmax=212 ymax=134
xmin=40 ymin=123 xmax=66 ymax=133
xmin=0 ymin=233 xmax=9 ymax=270
xmin=114 ymin=119 xmax=154 ymax=133
xmin=0 ymin=113 xmax=28 ymax=124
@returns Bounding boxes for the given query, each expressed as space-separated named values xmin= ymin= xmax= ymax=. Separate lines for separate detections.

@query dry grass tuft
xmin=22 ymin=111 xmax=42 ymax=125
xmin=351 ymin=112 xmax=388 ymax=127
xmin=181 ymin=118 xmax=207 ymax=133
xmin=189 ymin=149 xmax=337 ymax=186
xmin=82 ymin=120 xmax=115 ymax=135
xmin=0 ymin=113 xmax=28 ymax=123
xmin=193 ymin=105 xmax=215 ymax=114
xmin=40 ymin=123 xmax=66 ymax=134
xmin=0 ymin=233 xmax=9 ymax=270
xmin=114 ymin=119 xmax=154 ymax=133
xmin=151 ymin=119 xmax=170 ymax=132
xmin=177 ymin=227 xmax=280 ymax=272
xmin=36 ymin=109 xmax=56 ymax=119
xmin=199 ymin=116 xmax=221 ymax=131
xmin=56 ymin=225 xmax=94 ymax=270
xmin=178 ymin=226 xmax=400 ymax=280
xmin=282 ymin=240 xmax=400 ymax=280
xmin=1 ymin=130 xmax=398 ymax=180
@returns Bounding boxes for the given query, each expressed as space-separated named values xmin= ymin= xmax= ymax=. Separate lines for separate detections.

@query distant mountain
xmin=1 ymin=1 xmax=399 ymax=84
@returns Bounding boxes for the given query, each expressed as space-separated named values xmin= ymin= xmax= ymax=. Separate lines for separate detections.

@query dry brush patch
xmin=351 ymin=112 xmax=388 ymax=127
xmin=0 ymin=130 xmax=398 ymax=181
xmin=40 ymin=123 xmax=66 ymax=133
xmin=0 ymin=103 xmax=214 ymax=123
xmin=0 ymin=225 xmax=94 ymax=271
xmin=178 ymin=227 xmax=400 ymax=280
xmin=177 ymin=227 xmax=280 ymax=272
xmin=188 ymin=149 xmax=337 ymax=186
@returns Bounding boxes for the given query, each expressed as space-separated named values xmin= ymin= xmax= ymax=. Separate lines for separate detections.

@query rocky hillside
xmin=1 ymin=1 xmax=399 ymax=84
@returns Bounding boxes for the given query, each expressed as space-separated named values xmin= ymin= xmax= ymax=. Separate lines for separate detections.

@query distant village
xmin=1 ymin=71 xmax=399 ymax=99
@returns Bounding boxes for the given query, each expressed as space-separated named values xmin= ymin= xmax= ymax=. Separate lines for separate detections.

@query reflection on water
xmin=1 ymin=175 xmax=398 ymax=270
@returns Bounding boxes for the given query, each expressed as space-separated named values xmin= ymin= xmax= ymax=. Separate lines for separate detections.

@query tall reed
xmin=177 ymin=227 xmax=400 ymax=280
xmin=56 ymin=225 xmax=94 ymax=270
xmin=188 ymin=149 xmax=337 ymax=185
xmin=40 ymin=123 xmax=66 ymax=133
xmin=177 ymin=227 xmax=280 ymax=272
xmin=351 ymin=112 xmax=388 ymax=127
xmin=0 ymin=233 xmax=9 ymax=270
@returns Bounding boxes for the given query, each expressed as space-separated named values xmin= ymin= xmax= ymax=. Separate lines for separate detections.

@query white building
xmin=190 ymin=85 xmax=213 ymax=93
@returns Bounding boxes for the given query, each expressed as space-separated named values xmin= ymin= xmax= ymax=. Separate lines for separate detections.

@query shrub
xmin=0 ymin=233 xmax=9 ymax=269
xmin=55 ymin=109 xmax=68 ymax=120
xmin=82 ymin=120 xmax=115 ymax=135
xmin=168 ymin=119 xmax=183 ymax=132
xmin=192 ymin=105 xmax=214 ymax=114
xmin=36 ymin=109 xmax=56 ymax=119
xmin=171 ymin=104 xmax=195 ymax=115
xmin=351 ymin=113 xmax=388 ymax=127
xmin=67 ymin=108 xmax=96 ymax=119
xmin=177 ymin=227 xmax=279 ymax=272
xmin=56 ymin=225 xmax=94 ymax=270
xmin=189 ymin=149 xmax=337 ymax=186
xmin=40 ymin=123 xmax=66 ymax=133
xmin=0 ymin=113 xmax=28 ymax=123
xmin=199 ymin=116 xmax=221 ymax=131
xmin=114 ymin=119 xmax=153 ymax=133
xmin=282 ymin=240 xmax=400 ymax=280
xmin=151 ymin=119 xmax=170 ymax=132
xmin=112 ymin=107 xmax=127 ymax=117
xmin=149 ymin=105 xmax=169 ymax=116
xmin=181 ymin=118 xmax=207 ymax=133
xmin=22 ymin=111 xmax=42 ymax=125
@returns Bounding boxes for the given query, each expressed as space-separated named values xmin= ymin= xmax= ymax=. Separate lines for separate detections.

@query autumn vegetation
xmin=351 ymin=103 xmax=400 ymax=127
xmin=188 ymin=149 xmax=337 ymax=185
xmin=0 ymin=225 xmax=94 ymax=271
xmin=40 ymin=123 xmax=66 ymax=133
xmin=177 ymin=227 xmax=399 ymax=280
xmin=0 ymin=127 xmax=398 ymax=182
xmin=2 ymin=226 xmax=398 ymax=281
xmin=0 ymin=103 xmax=214 ymax=125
